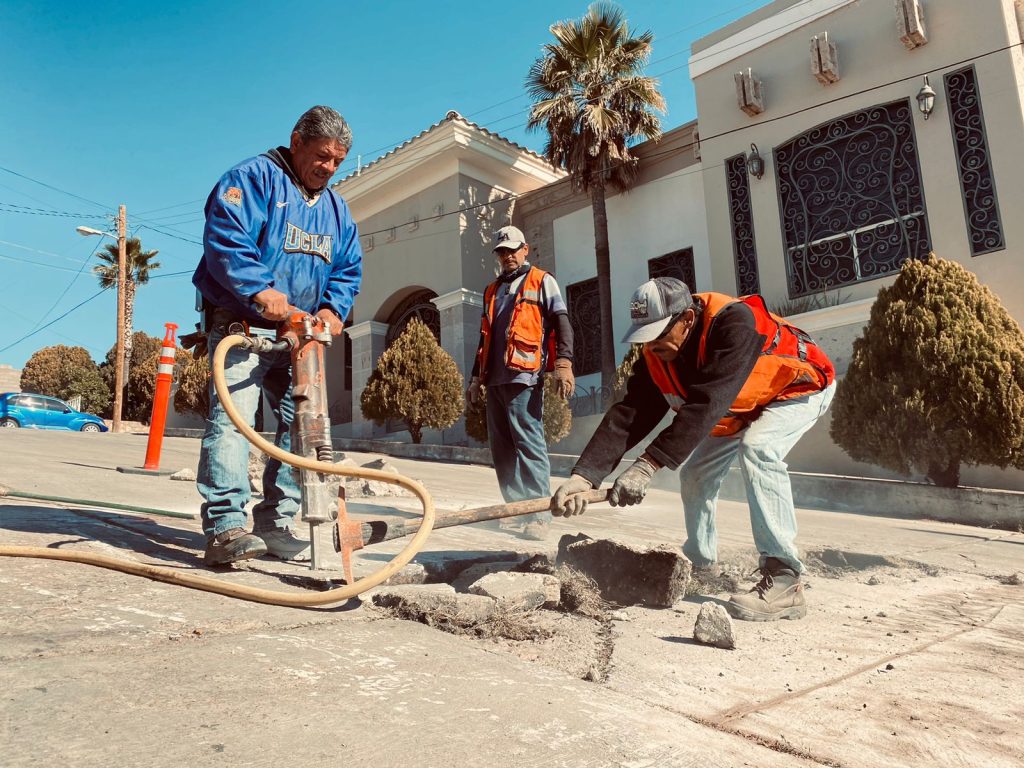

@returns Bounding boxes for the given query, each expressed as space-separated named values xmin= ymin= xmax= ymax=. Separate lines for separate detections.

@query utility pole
xmin=112 ymin=205 xmax=127 ymax=434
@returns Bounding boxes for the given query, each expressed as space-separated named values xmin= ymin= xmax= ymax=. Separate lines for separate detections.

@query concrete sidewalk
xmin=1 ymin=430 xmax=1022 ymax=767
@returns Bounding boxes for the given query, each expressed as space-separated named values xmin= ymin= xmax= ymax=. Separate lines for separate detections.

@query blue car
xmin=0 ymin=392 xmax=109 ymax=432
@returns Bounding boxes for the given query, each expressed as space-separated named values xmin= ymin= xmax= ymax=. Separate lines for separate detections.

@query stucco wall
xmin=693 ymin=0 xmax=1024 ymax=325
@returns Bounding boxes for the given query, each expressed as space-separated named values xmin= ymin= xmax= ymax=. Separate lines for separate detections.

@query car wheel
xmin=1 ymin=417 xmax=19 ymax=428
xmin=81 ymin=423 xmax=101 ymax=433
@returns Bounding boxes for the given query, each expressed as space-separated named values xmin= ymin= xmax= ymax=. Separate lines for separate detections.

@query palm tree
xmin=94 ymin=237 xmax=161 ymax=380
xmin=527 ymin=2 xmax=664 ymax=388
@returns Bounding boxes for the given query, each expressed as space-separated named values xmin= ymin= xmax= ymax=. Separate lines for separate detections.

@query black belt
xmin=209 ymin=304 xmax=277 ymax=330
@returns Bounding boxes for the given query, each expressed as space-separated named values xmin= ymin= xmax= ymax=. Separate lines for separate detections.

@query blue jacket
xmin=192 ymin=148 xmax=362 ymax=324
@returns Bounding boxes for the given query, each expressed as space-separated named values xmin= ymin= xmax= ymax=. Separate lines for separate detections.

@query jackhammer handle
xmin=357 ymin=488 xmax=612 ymax=546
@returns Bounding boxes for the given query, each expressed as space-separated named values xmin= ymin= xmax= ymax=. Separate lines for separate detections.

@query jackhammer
xmin=243 ymin=309 xmax=340 ymax=571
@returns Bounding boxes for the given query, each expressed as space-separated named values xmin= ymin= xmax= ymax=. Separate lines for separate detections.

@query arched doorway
xmin=384 ymin=289 xmax=440 ymax=347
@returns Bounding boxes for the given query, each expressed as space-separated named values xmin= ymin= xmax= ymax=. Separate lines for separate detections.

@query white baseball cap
xmin=620 ymin=277 xmax=694 ymax=344
xmin=492 ymin=225 xmax=526 ymax=252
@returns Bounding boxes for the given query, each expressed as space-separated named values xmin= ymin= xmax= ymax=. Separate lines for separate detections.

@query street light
xmin=77 ymin=206 xmax=127 ymax=434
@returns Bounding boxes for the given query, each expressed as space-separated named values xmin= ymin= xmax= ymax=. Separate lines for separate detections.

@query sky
xmin=0 ymin=0 xmax=774 ymax=371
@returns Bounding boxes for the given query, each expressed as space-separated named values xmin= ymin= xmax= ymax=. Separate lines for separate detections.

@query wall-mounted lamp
xmin=747 ymin=143 xmax=765 ymax=180
xmin=916 ymin=75 xmax=936 ymax=120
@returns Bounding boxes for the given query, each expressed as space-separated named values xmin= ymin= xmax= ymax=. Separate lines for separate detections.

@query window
xmin=648 ymin=248 xmax=696 ymax=292
xmin=566 ymin=278 xmax=601 ymax=376
xmin=775 ymin=99 xmax=931 ymax=296
xmin=944 ymin=65 xmax=1004 ymax=256
xmin=725 ymin=154 xmax=760 ymax=294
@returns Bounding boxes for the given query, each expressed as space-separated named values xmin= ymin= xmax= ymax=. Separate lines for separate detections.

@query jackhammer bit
xmin=278 ymin=310 xmax=337 ymax=571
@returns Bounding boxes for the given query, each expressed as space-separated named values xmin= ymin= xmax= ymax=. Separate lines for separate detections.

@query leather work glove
xmin=550 ymin=474 xmax=593 ymax=517
xmin=609 ymin=456 xmax=659 ymax=507
xmin=552 ymin=358 xmax=575 ymax=400
xmin=466 ymin=376 xmax=484 ymax=406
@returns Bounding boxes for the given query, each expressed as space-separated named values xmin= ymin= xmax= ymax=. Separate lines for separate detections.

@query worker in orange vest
xmin=467 ymin=225 xmax=575 ymax=540
xmin=551 ymin=277 xmax=836 ymax=621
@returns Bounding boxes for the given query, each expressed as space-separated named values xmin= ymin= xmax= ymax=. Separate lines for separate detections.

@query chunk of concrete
xmin=451 ymin=560 xmax=523 ymax=593
xmin=169 ymin=468 xmax=196 ymax=482
xmin=468 ymin=572 xmax=557 ymax=611
xmin=371 ymin=583 xmax=458 ymax=615
xmin=693 ymin=602 xmax=736 ymax=650
xmin=557 ymin=536 xmax=691 ymax=608
xmin=369 ymin=584 xmax=495 ymax=626
xmin=383 ymin=562 xmax=428 ymax=587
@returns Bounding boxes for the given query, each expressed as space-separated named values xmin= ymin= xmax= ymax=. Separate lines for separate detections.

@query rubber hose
xmin=0 ymin=334 xmax=436 ymax=607
xmin=0 ymin=488 xmax=195 ymax=520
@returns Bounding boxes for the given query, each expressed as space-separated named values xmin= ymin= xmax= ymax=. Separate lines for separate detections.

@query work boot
xmin=204 ymin=527 xmax=268 ymax=566
xmin=255 ymin=528 xmax=311 ymax=562
xmin=727 ymin=557 xmax=806 ymax=622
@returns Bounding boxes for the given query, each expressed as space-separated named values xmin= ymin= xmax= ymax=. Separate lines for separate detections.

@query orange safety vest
xmin=477 ymin=266 xmax=555 ymax=380
xmin=644 ymin=292 xmax=835 ymax=437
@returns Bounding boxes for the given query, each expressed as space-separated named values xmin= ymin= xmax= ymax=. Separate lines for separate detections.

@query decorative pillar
xmin=432 ymin=288 xmax=484 ymax=444
xmin=344 ymin=320 xmax=389 ymax=439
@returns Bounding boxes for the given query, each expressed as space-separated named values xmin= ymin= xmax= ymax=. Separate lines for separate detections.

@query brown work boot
xmin=727 ymin=557 xmax=806 ymax=621
xmin=204 ymin=527 xmax=268 ymax=566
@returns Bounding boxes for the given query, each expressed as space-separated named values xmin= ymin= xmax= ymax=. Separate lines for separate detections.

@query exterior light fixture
xmin=916 ymin=75 xmax=936 ymax=119
xmin=747 ymin=143 xmax=765 ymax=180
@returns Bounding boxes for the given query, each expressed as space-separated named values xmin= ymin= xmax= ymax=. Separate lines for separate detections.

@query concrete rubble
xmin=468 ymin=571 xmax=561 ymax=611
xmin=692 ymin=601 xmax=737 ymax=649
xmin=557 ymin=533 xmax=692 ymax=607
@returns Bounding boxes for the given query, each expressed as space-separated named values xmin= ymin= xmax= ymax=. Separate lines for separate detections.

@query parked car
xmin=0 ymin=392 xmax=108 ymax=432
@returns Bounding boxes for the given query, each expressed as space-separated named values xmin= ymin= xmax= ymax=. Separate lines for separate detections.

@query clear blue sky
xmin=0 ymin=0 xmax=771 ymax=370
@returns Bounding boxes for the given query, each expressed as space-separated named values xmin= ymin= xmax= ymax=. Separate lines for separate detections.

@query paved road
xmin=1 ymin=430 xmax=1022 ymax=767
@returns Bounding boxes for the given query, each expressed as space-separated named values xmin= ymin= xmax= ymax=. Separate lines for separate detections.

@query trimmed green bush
xmin=360 ymin=318 xmax=464 ymax=444
xmin=830 ymin=256 xmax=1024 ymax=487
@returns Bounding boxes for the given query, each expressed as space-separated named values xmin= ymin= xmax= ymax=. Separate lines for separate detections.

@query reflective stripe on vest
xmin=477 ymin=266 xmax=551 ymax=379
xmin=644 ymin=292 xmax=835 ymax=437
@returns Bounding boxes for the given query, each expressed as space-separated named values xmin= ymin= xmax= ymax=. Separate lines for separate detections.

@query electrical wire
xmin=0 ymin=288 xmax=110 ymax=355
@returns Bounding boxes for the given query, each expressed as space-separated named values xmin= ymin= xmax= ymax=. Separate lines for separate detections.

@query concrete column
xmin=432 ymin=288 xmax=484 ymax=444
xmin=344 ymin=320 xmax=389 ymax=439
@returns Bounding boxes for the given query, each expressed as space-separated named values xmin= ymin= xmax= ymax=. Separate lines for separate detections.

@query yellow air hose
xmin=0 ymin=333 xmax=436 ymax=607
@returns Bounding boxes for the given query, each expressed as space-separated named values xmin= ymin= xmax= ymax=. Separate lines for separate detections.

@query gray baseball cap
xmin=620 ymin=277 xmax=694 ymax=344
xmin=492 ymin=225 xmax=526 ymax=252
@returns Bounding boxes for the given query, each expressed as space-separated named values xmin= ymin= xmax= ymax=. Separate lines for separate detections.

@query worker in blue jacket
xmin=192 ymin=105 xmax=362 ymax=566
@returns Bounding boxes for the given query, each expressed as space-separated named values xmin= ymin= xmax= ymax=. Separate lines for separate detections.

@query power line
xmin=0 ymin=202 xmax=107 ymax=219
xmin=0 ymin=288 xmax=110 ymax=355
xmin=25 ymin=239 xmax=105 ymax=335
xmin=133 ymin=197 xmax=206 ymax=216
xmin=0 ymin=165 xmax=111 ymax=211
xmin=0 ymin=251 xmax=102 ymax=274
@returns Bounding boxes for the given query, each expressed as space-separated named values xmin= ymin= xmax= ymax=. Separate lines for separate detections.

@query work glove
xmin=550 ymin=474 xmax=593 ymax=517
xmin=552 ymin=358 xmax=575 ymax=399
xmin=609 ymin=456 xmax=659 ymax=507
xmin=466 ymin=376 xmax=484 ymax=406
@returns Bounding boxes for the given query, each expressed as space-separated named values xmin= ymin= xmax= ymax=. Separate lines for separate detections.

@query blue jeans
xmin=680 ymin=382 xmax=836 ymax=573
xmin=196 ymin=323 xmax=300 ymax=538
xmin=486 ymin=382 xmax=552 ymax=523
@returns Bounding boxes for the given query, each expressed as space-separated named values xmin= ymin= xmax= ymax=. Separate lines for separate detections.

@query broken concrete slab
xmin=693 ymin=602 xmax=736 ymax=649
xmin=451 ymin=560 xmax=524 ymax=593
xmin=370 ymin=583 xmax=496 ymax=627
xmin=469 ymin=572 xmax=557 ymax=612
xmin=557 ymin=535 xmax=691 ymax=608
xmin=169 ymin=468 xmax=195 ymax=482
xmin=383 ymin=562 xmax=428 ymax=587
